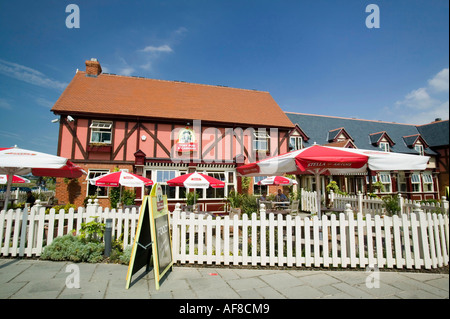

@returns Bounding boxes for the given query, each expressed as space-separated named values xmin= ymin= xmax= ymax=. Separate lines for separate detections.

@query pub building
xmin=51 ymin=59 xmax=293 ymax=212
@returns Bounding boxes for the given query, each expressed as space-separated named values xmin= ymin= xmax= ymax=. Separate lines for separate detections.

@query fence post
xmin=329 ymin=190 xmax=334 ymax=208
xmin=259 ymin=203 xmax=266 ymax=219
xmin=357 ymin=191 xmax=363 ymax=214
xmin=397 ymin=193 xmax=404 ymax=215
xmin=344 ymin=204 xmax=353 ymax=257
xmin=412 ymin=202 xmax=425 ymax=261
xmin=441 ymin=196 xmax=449 ymax=215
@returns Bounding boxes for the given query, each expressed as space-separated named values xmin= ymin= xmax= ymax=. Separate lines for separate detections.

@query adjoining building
xmin=285 ymin=112 xmax=449 ymax=201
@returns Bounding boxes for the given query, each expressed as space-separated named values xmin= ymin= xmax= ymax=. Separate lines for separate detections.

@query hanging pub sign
xmin=176 ymin=127 xmax=198 ymax=152
xmin=125 ymin=183 xmax=173 ymax=290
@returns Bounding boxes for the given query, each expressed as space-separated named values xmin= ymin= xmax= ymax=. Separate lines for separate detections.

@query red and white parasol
xmin=237 ymin=144 xmax=430 ymax=217
xmin=166 ymin=172 xmax=225 ymax=189
xmin=0 ymin=175 xmax=31 ymax=184
xmin=257 ymin=176 xmax=297 ymax=186
xmin=89 ymin=171 xmax=153 ymax=187
xmin=0 ymin=146 xmax=86 ymax=210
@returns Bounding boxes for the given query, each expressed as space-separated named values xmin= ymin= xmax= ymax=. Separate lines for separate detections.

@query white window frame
xmin=422 ymin=172 xmax=434 ymax=192
xmin=411 ymin=172 xmax=422 ymax=192
xmin=397 ymin=172 xmax=407 ymax=192
xmin=253 ymin=131 xmax=270 ymax=152
xmin=87 ymin=169 xmax=110 ymax=198
xmin=289 ymin=136 xmax=303 ymax=151
xmin=415 ymin=144 xmax=424 ymax=156
xmin=378 ymin=172 xmax=392 ymax=193
xmin=253 ymin=176 xmax=268 ymax=196
xmin=379 ymin=142 xmax=390 ymax=152
xmin=90 ymin=120 xmax=113 ymax=144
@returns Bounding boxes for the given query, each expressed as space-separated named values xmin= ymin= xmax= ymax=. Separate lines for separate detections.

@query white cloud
xmin=428 ymin=68 xmax=449 ymax=93
xmin=0 ymin=59 xmax=67 ymax=90
xmin=395 ymin=68 xmax=449 ymax=124
xmin=139 ymin=44 xmax=173 ymax=53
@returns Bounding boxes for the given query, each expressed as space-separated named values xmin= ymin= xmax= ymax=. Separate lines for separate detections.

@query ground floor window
xmin=422 ymin=172 xmax=434 ymax=192
xmin=253 ymin=176 xmax=268 ymax=196
xmin=411 ymin=172 xmax=422 ymax=192
xmin=87 ymin=169 xmax=110 ymax=197
xmin=378 ymin=172 xmax=392 ymax=193
xmin=397 ymin=172 xmax=407 ymax=192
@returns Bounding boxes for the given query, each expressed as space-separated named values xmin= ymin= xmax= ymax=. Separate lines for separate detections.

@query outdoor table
xmin=271 ymin=201 xmax=289 ymax=209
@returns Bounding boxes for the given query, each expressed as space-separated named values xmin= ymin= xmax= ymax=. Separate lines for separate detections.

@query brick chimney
xmin=85 ymin=58 xmax=102 ymax=76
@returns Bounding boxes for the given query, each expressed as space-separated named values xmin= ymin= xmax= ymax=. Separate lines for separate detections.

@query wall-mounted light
xmin=141 ymin=135 xmax=147 ymax=141
xmin=67 ymin=115 xmax=75 ymax=122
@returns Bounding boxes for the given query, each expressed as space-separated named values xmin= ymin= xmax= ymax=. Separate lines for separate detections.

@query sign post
xmin=125 ymin=183 xmax=173 ymax=290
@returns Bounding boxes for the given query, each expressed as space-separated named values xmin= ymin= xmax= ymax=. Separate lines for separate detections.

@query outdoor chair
xmin=286 ymin=200 xmax=299 ymax=216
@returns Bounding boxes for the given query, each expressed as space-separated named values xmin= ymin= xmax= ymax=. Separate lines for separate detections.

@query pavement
xmin=0 ymin=258 xmax=448 ymax=300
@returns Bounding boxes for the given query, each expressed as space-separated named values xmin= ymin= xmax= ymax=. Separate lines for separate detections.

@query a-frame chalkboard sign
xmin=125 ymin=183 xmax=173 ymax=290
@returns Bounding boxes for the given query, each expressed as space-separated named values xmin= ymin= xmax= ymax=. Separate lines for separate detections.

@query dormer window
xmin=90 ymin=120 xmax=112 ymax=144
xmin=403 ymin=134 xmax=428 ymax=156
xmin=415 ymin=144 xmax=424 ymax=156
xmin=369 ymin=131 xmax=394 ymax=152
xmin=379 ymin=142 xmax=390 ymax=152
xmin=289 ymin=136 xmax=303 ymax=151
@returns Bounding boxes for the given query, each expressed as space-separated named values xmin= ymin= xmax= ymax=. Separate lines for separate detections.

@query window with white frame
xmin=253 ymin=176 xmax=268 ymax=196
xmin=397 ymin=172 xmax=407 ymax=192
xmin=422 ymin=172 xmax=433 ymax=192
xmin=155 ymin=170 xmax=178 ymax=199
xmin=205 ymin=172 xmax=226 ymax=199
xmin=378 ymin=172 xmax=392 ymax=192
xmin=415 ymin=144 xmax=424 ymax=156
xmin=87 ymin=169 xmax=110 ymax=197
xmin=253 ymin=131 xmax=269 ymax=151
xmin=90 ymin=121 xmax=112 ymax=144
xmin=289 ymin=136 xmax=303 ymax=151
xmin=379 ymin=142 xmax=390 ymax=152
xmin=411 ymin=172 xmax=421 ymax=192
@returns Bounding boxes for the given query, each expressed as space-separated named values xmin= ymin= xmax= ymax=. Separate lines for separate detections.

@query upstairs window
xmin=415 ymin=144 xmax=424 ymax=156
xmin=90 ymin=121 xmax=112 ymax=144
xmin=289 ymin=136 xmax=303 ymax=151
xmin=253 ymin=131 xmax=270 ymax=152
xmin=379 ymin=142 xmax=390 ymax=152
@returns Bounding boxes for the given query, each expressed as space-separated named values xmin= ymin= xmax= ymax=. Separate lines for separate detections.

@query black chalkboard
xmin=125 ymin=197 xmax=153 ymax=289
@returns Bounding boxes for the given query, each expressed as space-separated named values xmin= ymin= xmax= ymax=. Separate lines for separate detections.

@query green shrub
xmin=382 ymin=195 xmax=401 ymax=216
xmin=41 ymin=234 xmax=104 ymax=263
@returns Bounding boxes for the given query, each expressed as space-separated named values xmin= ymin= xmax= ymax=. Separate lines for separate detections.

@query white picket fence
xmin=1 ymin=200 xmax=449 ymax=270
xmin=0 ymin=200 xmax=140 ymax=257
xmin=171 ymin=204 xmax=449 ymax=269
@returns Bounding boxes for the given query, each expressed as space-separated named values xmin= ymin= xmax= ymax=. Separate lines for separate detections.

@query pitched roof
xmin=51 ymin=71 xmax=293 ymax=128
xmin=285 ymin=112 xmax=438 ymax=155
xmin=416 ymin=120 xmax=449 ymax=147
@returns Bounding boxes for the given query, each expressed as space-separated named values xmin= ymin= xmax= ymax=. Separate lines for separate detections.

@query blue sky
xmin=0 ymin=0 xmax=448 ymax=155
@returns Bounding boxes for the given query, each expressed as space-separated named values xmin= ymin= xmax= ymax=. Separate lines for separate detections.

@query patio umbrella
xmin=0 ymin=175 xmax=31 ymax=184
xmin=89 ymin=171 xmax=153 ymax=187
xmin=0 ymin=146 xmax=85 ymax=210
xmin=257 ymin=175 xmax=298 ymax=186
xmin=89 ymin=171 xmax=153 ymax=206
xmin=237 ymin=144 xmax=430 ymax=218
xmin=166 ymin=172 xmax=225 ymax=208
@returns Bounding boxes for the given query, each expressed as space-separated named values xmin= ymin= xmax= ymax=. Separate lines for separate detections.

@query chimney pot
xmin=85 ymin=59 xmax=102 ymax=76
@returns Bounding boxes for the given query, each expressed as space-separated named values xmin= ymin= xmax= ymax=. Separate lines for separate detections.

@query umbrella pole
xmin=3 ymin=171 xmax=14 ymax=211
xmin=314 ymin=170 xmax=321 ymax=220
